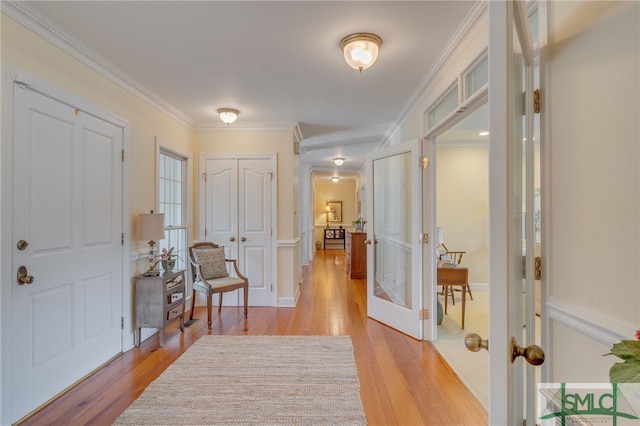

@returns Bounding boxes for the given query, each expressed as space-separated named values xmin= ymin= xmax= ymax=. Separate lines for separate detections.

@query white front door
xmin=204 ymin=157 xmax=274 ymax=306
xmin=366 ymin=140 xmax=423 ymax=340
xmin=11 ymin=83 xmax=123 ymax=422
xmin=488 ymin=1 xmax=543 ymax=424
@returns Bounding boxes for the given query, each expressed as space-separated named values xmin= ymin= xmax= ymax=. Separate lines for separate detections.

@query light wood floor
xmin=19 ymin=249 xmax=487 ymax=425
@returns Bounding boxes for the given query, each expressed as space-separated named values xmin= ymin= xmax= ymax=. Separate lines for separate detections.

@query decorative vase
xmin=355 ymin=224 xmax=363 ymax=232
xmin=161 ymin=259 xmax=176 ymax=274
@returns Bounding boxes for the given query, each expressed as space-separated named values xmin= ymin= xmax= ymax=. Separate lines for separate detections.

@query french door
xmin=366 ymin=140 xmax=424 ymax=339
xmin=488 ymin=1 xmax=544 ymax=424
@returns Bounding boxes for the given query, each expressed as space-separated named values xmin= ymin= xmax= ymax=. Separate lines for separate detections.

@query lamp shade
xmin=139 ymin=212 xmax=165 ymax=241
xmin=340 ymin=33 xmax=383 ymax=72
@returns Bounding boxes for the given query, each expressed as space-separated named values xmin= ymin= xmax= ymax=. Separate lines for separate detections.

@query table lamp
xmin=139 ymin=210 xmax=165 ymax=275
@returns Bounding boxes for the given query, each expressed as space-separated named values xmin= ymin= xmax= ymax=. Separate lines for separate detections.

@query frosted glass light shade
xmin=217 ymin=108 xmax=239 ymax=125
xmin=333 ymin=157 xmax=345 ymax=166
xmin=340 ymin=33 xmax=383 ymax=72
xmin=331 ymin=176 xmax=340 ymax=183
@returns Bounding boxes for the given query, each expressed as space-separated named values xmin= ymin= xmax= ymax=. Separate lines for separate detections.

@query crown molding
xmin=3 ymin=1 xmax=196 ymax=129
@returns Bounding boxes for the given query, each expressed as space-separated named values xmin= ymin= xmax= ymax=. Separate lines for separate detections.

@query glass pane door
xmin=367 ymin=140 xmax=422 ymax=339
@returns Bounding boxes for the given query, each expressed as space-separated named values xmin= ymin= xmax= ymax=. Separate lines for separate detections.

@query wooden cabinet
xmin=135 ymin=270 xmax=185 ymax=347
xmin=346 ymin=231 xmax=367 ymax=279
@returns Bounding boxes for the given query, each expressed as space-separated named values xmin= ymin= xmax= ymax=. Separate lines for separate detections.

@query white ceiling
xmin=22 ymin=1 xmax=478 ymax=175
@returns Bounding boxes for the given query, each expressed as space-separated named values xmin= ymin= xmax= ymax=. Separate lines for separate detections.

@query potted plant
xmin=156 ymin=247 xmax=182 ymax=274
xmin=352 ymin=217 xmax=367 ymax=232
xmin=605 ymin=329 xmax=640 ymax=382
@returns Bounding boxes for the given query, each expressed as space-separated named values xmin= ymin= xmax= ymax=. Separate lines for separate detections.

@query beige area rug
xmin=115 ymin=335 xmax=367 ymax=425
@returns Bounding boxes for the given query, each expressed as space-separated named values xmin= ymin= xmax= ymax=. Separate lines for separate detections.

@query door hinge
xmin=419 ymin=233 xmax=429 ymax=244
xmin=121 ymin=233 xmax=124 ymax=246
xmin=121 ymin=149 xmax=125 ymax=162
xmin=202 ymin=173 xmax=207 ymax=182
xmin=270 ymin=284 xmax=274 ymax=292
xmin=420 ymin=157 xmax=429 ymax=169
xmin=534 ymin=89 xmax=541 ymax=114
xmin=204 ymin=228 xmax=207 ymax=237
xmin=420 ymin=309 xmax=429 ymax=320
xmin=535 ymin=256 xmax=542 ymax=280
xmin=121 ymin=317 xmax=124 ymax=330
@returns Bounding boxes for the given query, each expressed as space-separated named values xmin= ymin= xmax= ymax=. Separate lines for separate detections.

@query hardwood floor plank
xmin=18 ymin=249 xmax=487 ymax=425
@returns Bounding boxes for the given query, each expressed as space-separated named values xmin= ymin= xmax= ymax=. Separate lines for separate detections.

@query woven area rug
xmin=115 ymin=335 xmax=367 ymax=425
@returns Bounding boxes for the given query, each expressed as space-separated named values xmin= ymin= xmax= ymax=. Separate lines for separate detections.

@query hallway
xmin=20 ymin=249 xmax=487 ymax=425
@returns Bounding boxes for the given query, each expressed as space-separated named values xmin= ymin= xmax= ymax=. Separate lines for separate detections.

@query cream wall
xmin=436 ymin=146 xmax=489 ymax=284
xmin=313 ymin=178 xmax=357 ymax=247
xmin=545 ymin=0 xmax=640 ymax=381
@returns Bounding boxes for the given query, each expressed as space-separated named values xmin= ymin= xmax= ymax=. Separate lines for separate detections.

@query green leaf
xmin=605 ymin=340 xmax=640 ymax=362
xmin=610 ymin=360 xmax=640 ymax=383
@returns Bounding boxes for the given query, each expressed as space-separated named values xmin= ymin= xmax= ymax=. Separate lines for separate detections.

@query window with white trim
xmin=158 ymin=150 xmax=187 ymax=274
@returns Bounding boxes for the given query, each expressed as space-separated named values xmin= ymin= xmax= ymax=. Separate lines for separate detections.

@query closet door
xmin=204 ymin=158 xmax=273 ymax=306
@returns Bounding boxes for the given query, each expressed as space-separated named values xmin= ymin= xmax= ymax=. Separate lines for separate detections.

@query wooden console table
xmin=324 ymin=228 xmax=346 ymax=249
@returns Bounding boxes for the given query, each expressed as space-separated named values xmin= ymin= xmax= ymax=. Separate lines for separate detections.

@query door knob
xmin=230 ymin=237 xmax=236 ymax=242
xmin=364 ymin=239 xmax=372 ymax=245
xmin=17 ymin=266 xmax=35 ymax=285
xmin=465 ymin=333 xmax=489 ymax=352
xmin=241 ymin=237 xmax=246 ymax=242
xmin=17 ymin=240 xmax=29 ymax=250
xmin=511 ymin=337 xmax=545 ymax=365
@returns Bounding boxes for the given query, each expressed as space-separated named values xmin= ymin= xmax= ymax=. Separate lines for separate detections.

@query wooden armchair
xmin=188 ymin=242 xmax=248 ymax=328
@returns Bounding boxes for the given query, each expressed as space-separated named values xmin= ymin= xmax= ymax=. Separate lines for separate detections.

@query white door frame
xmin=0 ymin=65 xmax=130 ymax=425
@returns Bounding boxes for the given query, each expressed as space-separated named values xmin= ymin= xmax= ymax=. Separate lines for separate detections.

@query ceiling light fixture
xmin=478 ymin=131 xmax=490 ymax=136
xmin=340 ymin=33 xmax=383 ymax=73
xmin=217 ymin=108 xmax=239 ymax=125
xmin=333 ymin=157 xmax=345 ymax=166
xmin=331 ymin=176 xmax=340 ymax=183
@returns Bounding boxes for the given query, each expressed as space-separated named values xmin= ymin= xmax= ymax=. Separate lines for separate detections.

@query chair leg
xmin=443 ymin=285 xmax=449 ymax=315
xmin=206 ymin=294 xmax=212 ymax=328
xmin=243 ymin=286 xmax=248 ymax=318
xmin=218 ymin=293 xmax=223 ymax=313
xmin=190 ymin=289 xmax=197 ymax=321
xmin=467 ymin=286 xmax=474 ymax=301
xmin=461 ymin=285 xmax=467 ymax=329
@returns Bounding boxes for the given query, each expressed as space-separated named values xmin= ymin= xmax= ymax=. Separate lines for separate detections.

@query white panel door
xmin=366 ymin=140 xmax=423 ymax=339
xmin=204 ymin=158 xmax=273 ymax=306
xmin=11 ymin=85 xmax=123 ymax=422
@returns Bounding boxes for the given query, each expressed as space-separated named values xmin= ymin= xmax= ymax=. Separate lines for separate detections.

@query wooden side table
xmin=135 ymin=270 xmax=185 ymax=347
xmin=324 ymin=228 xmax=346 ymax=249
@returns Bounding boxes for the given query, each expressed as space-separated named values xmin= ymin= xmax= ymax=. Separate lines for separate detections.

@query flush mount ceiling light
xmin=333 ymin=157 xmax=345 ymax=166
xmin=340 ymin=32 xmax=383 ymax=72
xmin=331 ymin=176 xmax=340 ymax=183
xmin=217 ymin=108 xmax=239 ymax=125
